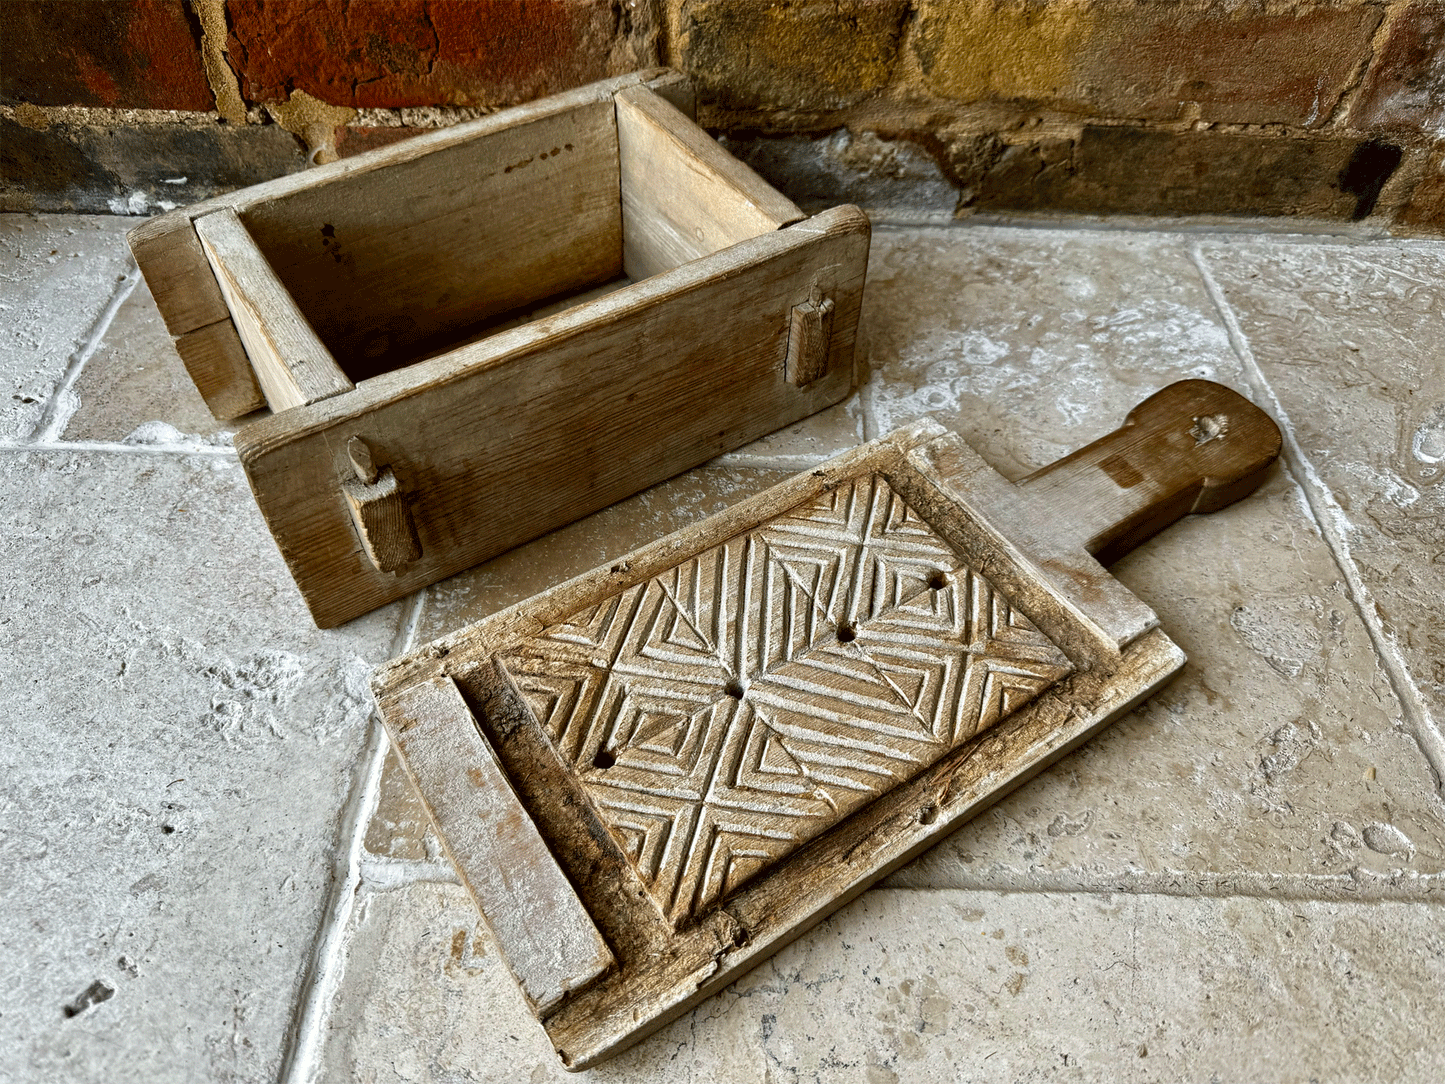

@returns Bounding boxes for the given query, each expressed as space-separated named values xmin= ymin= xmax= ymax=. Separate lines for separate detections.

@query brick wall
xmin=3 ymin=0 xmax=1443 ymax=232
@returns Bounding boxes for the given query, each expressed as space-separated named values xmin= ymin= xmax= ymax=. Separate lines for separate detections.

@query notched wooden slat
xmin=382 ymin=676 xmax=614 ymax=1015
xmin=194 ymin=208 xmax=354 ymax=412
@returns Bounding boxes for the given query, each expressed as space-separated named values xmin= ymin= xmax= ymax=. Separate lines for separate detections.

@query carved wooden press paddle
xmin=372 ymin=379 xmax=1281 ymax=1069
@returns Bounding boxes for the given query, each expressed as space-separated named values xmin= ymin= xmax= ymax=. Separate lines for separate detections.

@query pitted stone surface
xmin=861 ymin=225 xmax=1246 ymax=478
xmin=0 ymin=451 xmax=403 ymax=1082
xmin=0 ymin=215 xmax=135 ymax=438
xmin=9 ymin=212 xmax=1445 ymax=1082
xmin=312 ymin=883 xmax=1445 ymax=1084
xmin=1199 ymin=237 xmax=1445 ymax=724
xmin=62 ymin=279 xmax=236 ymax=444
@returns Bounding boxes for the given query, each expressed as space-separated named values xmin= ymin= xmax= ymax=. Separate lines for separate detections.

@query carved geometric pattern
xmin=498 ymin=475 xmax=1072 ymax=926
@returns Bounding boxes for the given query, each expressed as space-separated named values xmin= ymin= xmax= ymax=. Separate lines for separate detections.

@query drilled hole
xmin=592 ymin=747 xmax=615 ymax=770
xmin=927 ymin=570 xmax=948 ymax=591
xmin=724 ymin=679 xmax=746 ymax=699
xmin=837 ymin=623 xmax=856 ymax=643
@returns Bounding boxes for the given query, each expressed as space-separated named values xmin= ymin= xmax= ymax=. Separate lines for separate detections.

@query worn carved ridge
xmin=496 ymin=475 xmax=1073 ymax=925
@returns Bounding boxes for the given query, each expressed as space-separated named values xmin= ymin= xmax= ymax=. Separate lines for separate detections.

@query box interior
xmin=228 ymin=87 xmax=797 ymax=386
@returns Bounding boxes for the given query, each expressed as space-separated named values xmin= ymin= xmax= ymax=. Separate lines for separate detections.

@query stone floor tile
xmin=860 ymin=225 xmax=1244 ymax=478
xmin=723 ymin=394 xmax=866 ymax=464
xmin=61 ymin=279 xmax=237 ymax=445
xmin=891 ymin=467 xmax=1445 ymax=891
xmin=0 ymin=215 xmax=136 ymax=439
xmin=1198 ymin=237 xmax=1445 ymax=723
xmin=314 ymin=883 xmax=1445 ymax=1084
xmin=0 ymin=451 xmax=404 ymax=1083
xmin=373 ymin=224 xmax=1445 ymax=894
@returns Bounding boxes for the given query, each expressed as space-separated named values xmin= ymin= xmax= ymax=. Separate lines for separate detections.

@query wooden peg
xmin=785 ymin=295 xmax=834 ymax=387
xmin=341 ymin=438 xmax=421 ymax=574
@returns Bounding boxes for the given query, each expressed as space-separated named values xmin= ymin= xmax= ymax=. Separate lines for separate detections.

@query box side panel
xmin=238 ymin=207 xmax=870 ymax=627
xmin=239 ymin=100 xmax=623 ymax=380
xmin=616 ymin=85 xmax=804 ymax=281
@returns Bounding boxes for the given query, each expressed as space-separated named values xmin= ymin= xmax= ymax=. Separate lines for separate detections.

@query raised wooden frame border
xmin=372 ymin=420 xmax=1186 ymax=1069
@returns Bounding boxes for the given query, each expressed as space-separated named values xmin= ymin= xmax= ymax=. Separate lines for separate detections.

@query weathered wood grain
xmin=237 ymin=204 xmax=870 ymax=628
xmin=172 ymin=318 xmax=265 ymax=420
xmin=341 ymin=467 xmax=421 ymax=574
xmin=381 ymin=675 xmax=614 ymax=1015
xmin=785 ymin=296 xmax=834 ymax=387
xmin=126 ymin=68 xmax=681 ymax=416
xmin=127 ymin=213 xmax=232 ymax=335
xmin=1016 ymin=379 xmax=1283 ymax=564
xmin=194 ymin=209 xmax=353 ymax=412
xmin=241 ymin=97 xmax=622 ymax=380
xmin=616 ymin=85 xmax=804 ymax=281
xmin=372 ymin=386 xmax=1280 ymax=1069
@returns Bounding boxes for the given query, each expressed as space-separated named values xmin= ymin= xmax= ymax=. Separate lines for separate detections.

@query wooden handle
xmin=1016 ymin=380 xmax=1282 ymax=565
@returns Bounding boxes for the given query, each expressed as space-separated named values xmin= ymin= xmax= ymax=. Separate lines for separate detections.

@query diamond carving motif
xmin=498 ymin=476 xmax=1073 ymax=925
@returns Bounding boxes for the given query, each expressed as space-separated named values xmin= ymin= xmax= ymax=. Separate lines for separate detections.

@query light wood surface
xmin=127 ymin=212 xmax=232 ymax=334
xmin=616 ymin=85 xmax=804 ymax=281
xmin=241 ymin=96 xmax=622 ymax=381
xmin=382 ymin=675 xmax=614 ymax=1015
xmin=194 ymin=208 xmax=354 ymax=412
xmin=126 ymin=68 xmax=686 ymax=416
xmin=238 ymin=205 xmax=870 ymax=628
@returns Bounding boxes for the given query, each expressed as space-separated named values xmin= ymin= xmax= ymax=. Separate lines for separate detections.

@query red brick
xmin=0 ymin=0 xmax=213 ymax=111
xmin=1351 ymin=3 xmax=1445 ymax=136
xmin=334 ymin=126 xmax=426 ymax=159
xmin=911 ymin=1 xmax=1381 ymax=128
xmin=676 ymin=0 xmax=908 ymax=112
xmin=226 ymin=0 xmax=646 ymax=109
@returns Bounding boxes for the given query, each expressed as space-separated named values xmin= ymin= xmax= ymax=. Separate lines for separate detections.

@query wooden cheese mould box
xmin=128 ymin=69 xmax=870 ymax=628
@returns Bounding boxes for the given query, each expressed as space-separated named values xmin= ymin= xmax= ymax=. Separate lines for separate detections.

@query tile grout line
xmin=1189 ymin=242 xmax=1445 ymax=796
xmin=277 ymin=587 xmax=430 ymax=1084
xmin=887 ymin=869 xmax=1445 ymax=904
xmin=315 ymin=850 xmax=1445 ymax=904
xmin=865 ymin=211 xmax=1423 ymax=246
xmin=28 ymin=264 xmax=141 ymax=444
xmin=0 ymin=439 xmax=236 ymax=456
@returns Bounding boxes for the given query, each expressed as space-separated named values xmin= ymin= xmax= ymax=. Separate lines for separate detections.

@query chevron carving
xmin=498 ymin=475 xmax=1072 ymax=925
